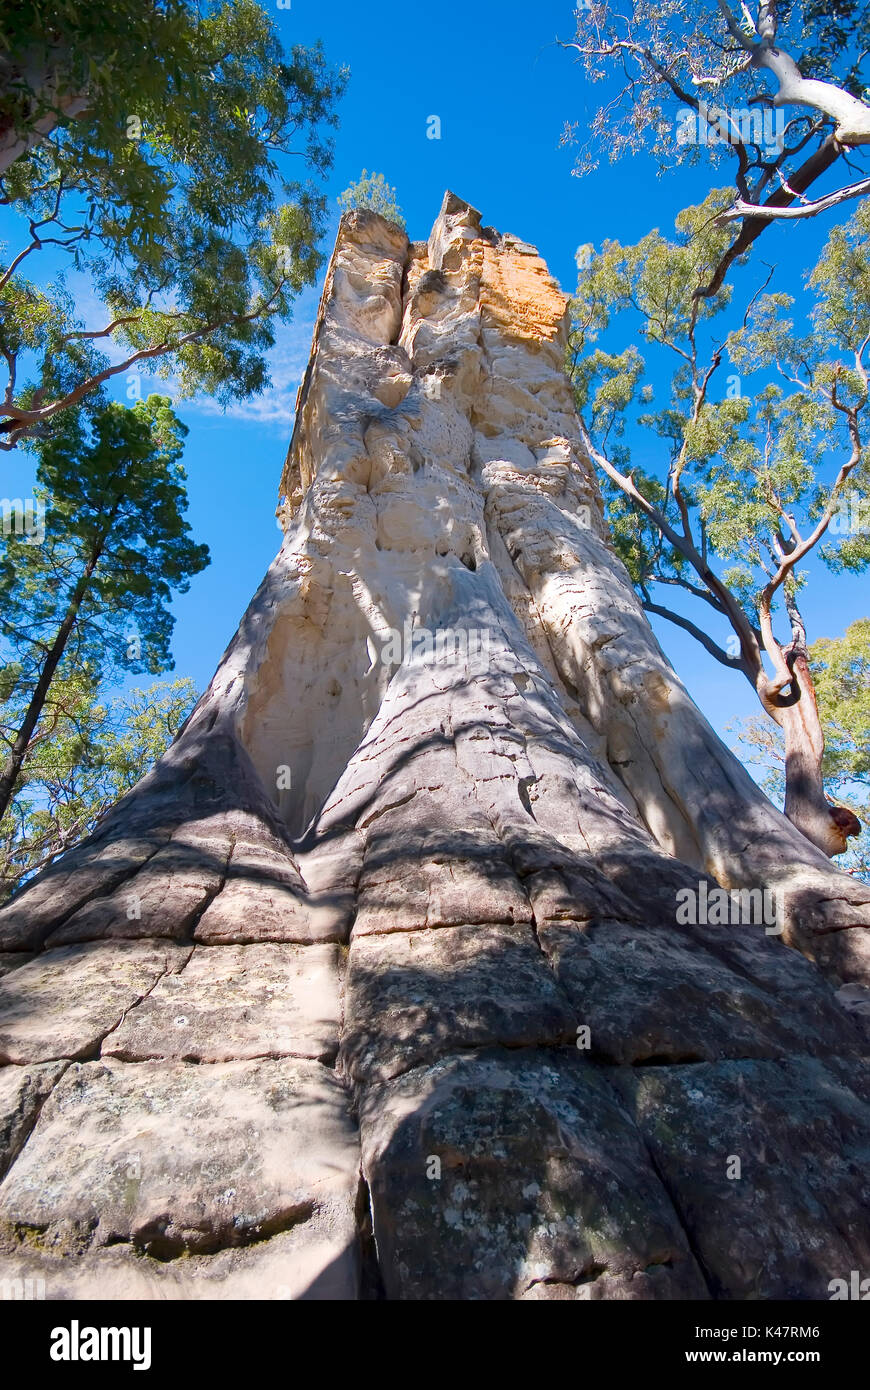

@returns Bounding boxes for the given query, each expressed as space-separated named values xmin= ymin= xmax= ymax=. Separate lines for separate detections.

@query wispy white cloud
xmin=62 ymin=271 xmax=321 ymax=432
xmin=186 ymin=307 xmax=318 ymax=429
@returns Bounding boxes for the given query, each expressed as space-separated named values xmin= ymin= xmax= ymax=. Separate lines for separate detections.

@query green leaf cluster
xmin=0 ymin=1 xmax=348 ymax=440
xmin=0 ymin=675 xmax=197 ymax=900
xmin=0 ymin=394 xmax=209 ymax=689
xmin=567 ymin=189 xmax=870 ymax=630
xmin=337 ymin=169 xmax=405 ymax=229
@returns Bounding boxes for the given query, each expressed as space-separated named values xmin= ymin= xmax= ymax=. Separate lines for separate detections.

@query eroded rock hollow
xmin=0 ymin=194 xmax=868 ymax=1300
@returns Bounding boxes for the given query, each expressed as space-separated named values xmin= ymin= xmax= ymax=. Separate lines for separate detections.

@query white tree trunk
xmin=0 ymin=197 xmax=867 ymax=1301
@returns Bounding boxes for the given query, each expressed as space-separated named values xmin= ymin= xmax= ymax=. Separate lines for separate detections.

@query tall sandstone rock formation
xmin=0 ymin=194 xmax=868 ymax=1301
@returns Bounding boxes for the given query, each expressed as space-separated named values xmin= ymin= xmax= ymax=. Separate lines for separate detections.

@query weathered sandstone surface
xmin=0 ymin=194 xmax=867 ymax=1300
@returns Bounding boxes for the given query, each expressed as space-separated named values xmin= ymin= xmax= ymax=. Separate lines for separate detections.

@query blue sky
xmin=1 ymin=0 xmax=867 ymax=760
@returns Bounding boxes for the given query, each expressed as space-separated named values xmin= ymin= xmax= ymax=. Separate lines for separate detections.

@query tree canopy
xmin=0 ymin=675 xmax=197 ymax=900
xmin=568 ymin=189 xmax=870 ymax=853
xmin=0 ymin=394 xmax=208 ymax=819
xmin=338 ymin=169 xmax=405 ymax=227
xmin=0 ymin=0 xmax=347 ymax=448
xmin=561 ymin=1 xmax=870 ymax=298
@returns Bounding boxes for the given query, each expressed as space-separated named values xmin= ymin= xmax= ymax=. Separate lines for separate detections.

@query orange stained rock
xmin=478 ymin=239 xmax=569 ymax=345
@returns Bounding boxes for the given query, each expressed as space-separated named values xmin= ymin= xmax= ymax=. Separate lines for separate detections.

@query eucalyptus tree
xmin=561 ymin=0 xmax=870 ymax=294
xmin=734 ymin=620 xmax=870 ymax=878
xmin=568 ymin=191 xmax=870 ymax=855
xmin=0 ymin=0 xmax=347 ymax=448
xmin=338 ymin=170 xmax=406 ymax=227
xmin=0 ymin=676 xmax=197 ymax=900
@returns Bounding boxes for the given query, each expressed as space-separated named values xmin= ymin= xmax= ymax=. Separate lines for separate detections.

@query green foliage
xmin=808 ymin=199 xmax=870 ymax=352
xmin=0 ymin=394 xmax=209 ymax=686
xmin=0 ymin=676 xmax=197 ymax=900
xmin=0 ymin=393 xmax=208 ymax=824
xmin=801 ymin=0 xmax=870 ymax=98
xmin=0 ymin=0 xmax=347 ymax=446
xmin=561 ymin=1 xmax=870 ymax=177
xmin=567 ymin=191 xmax=870 ymax=648
xmin=810 ymin=618 xmax=870 ymax=786
xmin=597 ymin=462 xmax=670 ymax=590
xmin=337 ymin=169 xmax=405 ymax=228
